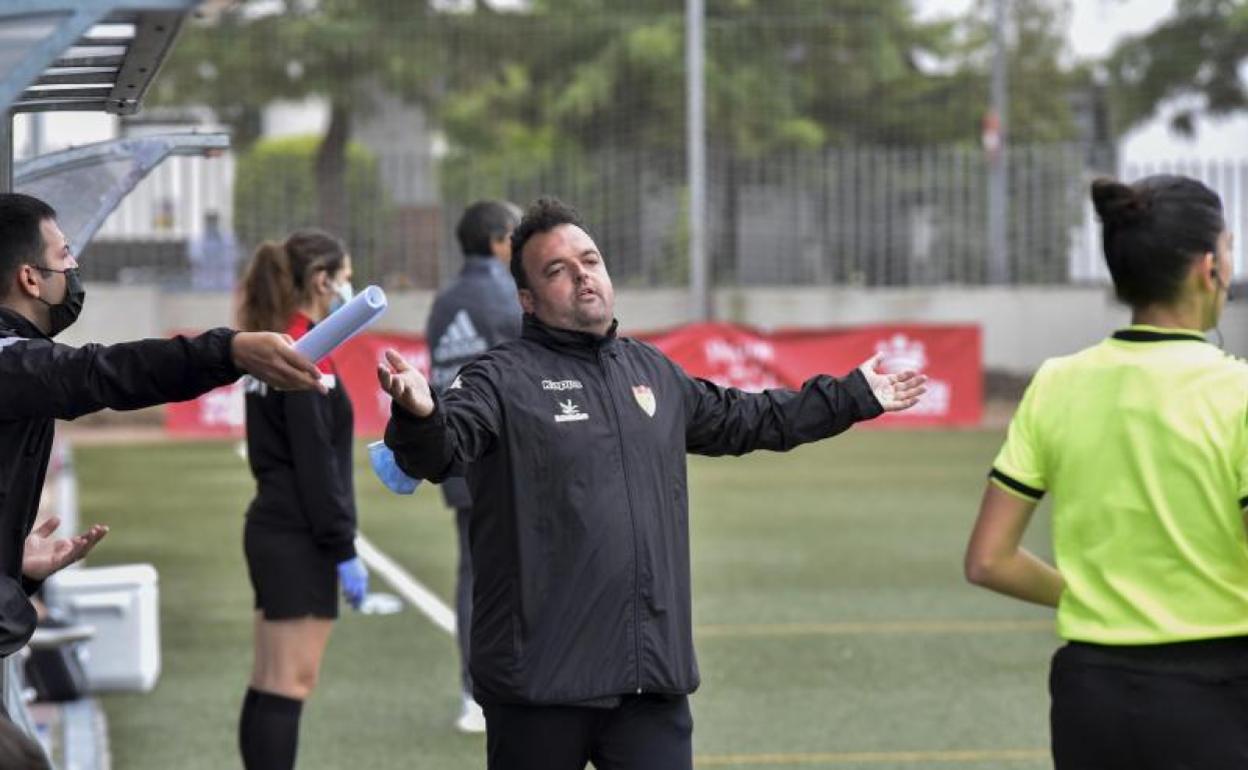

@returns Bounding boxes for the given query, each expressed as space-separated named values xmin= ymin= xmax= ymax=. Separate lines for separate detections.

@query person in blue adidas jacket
xmin=425 ymin=199 xmax=523 ymax=733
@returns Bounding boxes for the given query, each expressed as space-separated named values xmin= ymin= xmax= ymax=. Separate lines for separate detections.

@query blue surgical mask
xmin=329 ymin=280 xmax=354 ymax=314
xmin=368 ymin=441 xmax=420 ymax=495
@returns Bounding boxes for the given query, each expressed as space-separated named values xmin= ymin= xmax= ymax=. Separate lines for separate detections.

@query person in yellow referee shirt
xmin=965 ymin=174 xmax=1248 ymax=770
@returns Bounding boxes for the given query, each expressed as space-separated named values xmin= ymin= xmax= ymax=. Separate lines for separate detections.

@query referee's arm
xmin=964 ymin=480 xmax=1064 ymax=607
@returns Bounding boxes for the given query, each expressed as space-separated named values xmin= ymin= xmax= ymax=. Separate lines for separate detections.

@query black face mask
xmin=33 ymin=266 xmax=86 ymax=337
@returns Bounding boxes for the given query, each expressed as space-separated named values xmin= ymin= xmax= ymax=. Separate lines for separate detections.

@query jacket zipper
xmin=599 ymin=348 xmax=644 ymax=694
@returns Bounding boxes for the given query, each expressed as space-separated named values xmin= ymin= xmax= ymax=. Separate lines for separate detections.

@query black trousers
xmin=484 ymin=694 xmax=692 ymax=770
xmin=1050 ymin=641 xmax=1248 ymax=770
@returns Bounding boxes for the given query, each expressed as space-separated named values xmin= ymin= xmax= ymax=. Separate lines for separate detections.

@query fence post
xmin=987 ymin=0 xmax=1010 ymax=284
xmin=686 ymin=0 xmax=709 ymax=320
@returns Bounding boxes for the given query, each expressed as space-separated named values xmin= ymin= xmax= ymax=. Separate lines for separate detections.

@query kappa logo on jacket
xmin=554 ymin=399 xmax=589 ymax=423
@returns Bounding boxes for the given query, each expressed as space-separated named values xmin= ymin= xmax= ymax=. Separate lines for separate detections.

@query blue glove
xmin=368 ymin=440 xmax=421 ymax=495
xmin=337 ymin=556 xmax=369 ymax=610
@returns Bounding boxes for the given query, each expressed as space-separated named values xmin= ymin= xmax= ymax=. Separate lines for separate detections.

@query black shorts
xmin=1050 ymin=638 xmax=1248 ymax=770
xmin=244 ymin=520 xmax=338 ymax=620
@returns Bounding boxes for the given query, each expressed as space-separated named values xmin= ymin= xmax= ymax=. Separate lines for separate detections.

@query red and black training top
xmin=243 ymin=313 xmax=356 ymax=562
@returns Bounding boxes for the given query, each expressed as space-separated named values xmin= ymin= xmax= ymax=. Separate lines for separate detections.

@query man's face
xmin=21 ymin=218 xmax=77 ymax=305
xmin=518 ymin=224 xmax=615 ymax=336
xmin=39 ymin=218 xmax=74 ymax=270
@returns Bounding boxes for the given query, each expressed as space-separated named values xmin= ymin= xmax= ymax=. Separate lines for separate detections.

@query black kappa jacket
xmin=0 ymin=307 xmax=240 ymax=652
xmin=385 ymin=314 xmax=884 ymax=706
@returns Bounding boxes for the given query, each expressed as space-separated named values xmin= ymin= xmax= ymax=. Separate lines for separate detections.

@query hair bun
xmin=1091 ymin=177 xmax=1150 ymax=225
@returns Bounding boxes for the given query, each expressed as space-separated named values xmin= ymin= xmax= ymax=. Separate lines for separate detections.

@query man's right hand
xmin=22 ymin=517 xmax=109 ymax=582
xmin=231 ymin=332 xmax=326 ymax=393
xmin=377 ymin=349 xmax=434 ymax=417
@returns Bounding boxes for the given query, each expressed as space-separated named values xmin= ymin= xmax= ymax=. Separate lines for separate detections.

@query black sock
xmin=238 ymin=688 xmax=257 ymax=756
xmin=239 ymin=687 xmax=304 ymax=770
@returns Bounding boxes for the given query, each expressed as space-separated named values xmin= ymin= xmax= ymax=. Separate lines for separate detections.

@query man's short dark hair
xmin=456 ymin=200 xmax=521 ymax=257
xmin=0 ymin=193 xmax=57 ymax=300
xmin=510 ymin=197 xmax=585 ymax=290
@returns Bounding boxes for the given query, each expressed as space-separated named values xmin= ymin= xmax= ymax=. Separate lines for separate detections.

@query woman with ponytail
xmin=235 ymin=229 xmax=365 ymax=770
xmin=964 ymin=175 xmax=1248 ymax=768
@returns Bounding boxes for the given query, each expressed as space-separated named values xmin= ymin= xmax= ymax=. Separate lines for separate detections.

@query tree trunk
xmin=315 ymin=101 xmax=351 ymax=238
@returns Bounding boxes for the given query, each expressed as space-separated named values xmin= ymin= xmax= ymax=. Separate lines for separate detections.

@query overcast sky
xmin=913 ymin=0 xmax=1176 ymax=60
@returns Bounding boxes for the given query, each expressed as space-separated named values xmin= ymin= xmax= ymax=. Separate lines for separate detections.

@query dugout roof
xmin=1 ymin=0 xmax=197 ymax=116
xmin=1 ymin=1 xmax=229 ymax=252
xmin=14 ymin=131 xmax=228 ymax=250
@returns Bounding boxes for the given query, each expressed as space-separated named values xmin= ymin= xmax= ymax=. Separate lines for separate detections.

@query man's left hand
xmin=858 ymin=353 xmax=928 ymax=412
xmin=22 ymin=517 xmax=109 ymax=582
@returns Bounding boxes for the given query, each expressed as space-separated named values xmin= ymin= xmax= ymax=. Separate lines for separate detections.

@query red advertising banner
xmin=165 ymin=322 xmax=980 ymax=437
xmin=165 ymin=332 xmax=430 ymax=438
xmin=635 ymin=323 xmax=981 ymax=427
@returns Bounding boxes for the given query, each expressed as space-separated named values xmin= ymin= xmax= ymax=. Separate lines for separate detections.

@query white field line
xmin=355 ymin=534 xmax=457 ymax=636
xmin=354 ymin=534 xmax=1050 ymax=643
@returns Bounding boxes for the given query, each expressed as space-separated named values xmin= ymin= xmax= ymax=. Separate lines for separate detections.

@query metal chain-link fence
xmin=64 ymin=1 xmax=1241 ymax=291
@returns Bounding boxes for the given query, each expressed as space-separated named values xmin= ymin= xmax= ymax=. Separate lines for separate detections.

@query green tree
xmin=157 ymin=1 xmax=1079 ymax=170
xmin=958 ymin=0 xmax=1081 ymax=144
xmin=152 ymin=1 xmax=445 ymax=235
xmin=1104 ymin=0 xmax=1248 ymax=136
xmin=434 ymin=0 xmax=1079 ymax=165
xmin=232 ymin=135 xmax=389 ymax=275
xmin=152 ymin=0 xmax=1082 ymax=289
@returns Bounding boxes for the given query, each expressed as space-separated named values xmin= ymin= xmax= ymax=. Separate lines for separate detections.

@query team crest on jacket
xmin=632 ymin=385 xmax=656 ymax=417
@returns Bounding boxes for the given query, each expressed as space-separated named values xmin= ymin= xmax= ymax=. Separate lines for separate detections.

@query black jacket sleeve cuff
xmin=843 ymin=368 xmax=885 ymax=421
xmin=322 ymin=538 xmax=358 ymax=563
xmin=204 ymin=327 xmax=244 ymax=382
xmin=21 ymin=575 xmax=44 ymax=596
xmin=388 ymin=390 xmax=442 ymax=428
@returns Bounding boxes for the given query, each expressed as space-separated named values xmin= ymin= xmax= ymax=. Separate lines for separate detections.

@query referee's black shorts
xmin=1050 ymin=638 xmax=1248 ymax=770
xmin=243 ymin=519 xmax=338 ymax=620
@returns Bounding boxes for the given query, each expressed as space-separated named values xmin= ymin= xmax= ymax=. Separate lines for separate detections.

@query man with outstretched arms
xmin=379 ymin=197 xmax=927 ymax=770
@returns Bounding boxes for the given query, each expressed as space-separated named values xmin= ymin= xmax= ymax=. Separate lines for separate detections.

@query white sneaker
xmin=455 ymin=695 xmax=486 ymax=734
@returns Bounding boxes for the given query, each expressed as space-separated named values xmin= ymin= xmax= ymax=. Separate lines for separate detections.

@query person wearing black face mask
xmin=0 ymin=193 xmax=327 ymax=691
xmin=28 ymin=263 xmax=84 ymax=338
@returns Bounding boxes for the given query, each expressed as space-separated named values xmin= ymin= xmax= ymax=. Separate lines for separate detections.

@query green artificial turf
xmin=76 ymin=429 xmax=1057 ymax=769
